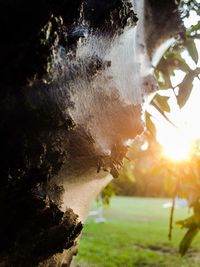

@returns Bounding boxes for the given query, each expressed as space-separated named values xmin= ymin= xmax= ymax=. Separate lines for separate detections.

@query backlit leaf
xmin=179 ymin=227 xmax=199 ymax=256
xmin=185 ymin=39 xmax=199 ymax=64
xmin=177 ymin=72 xmax=195 ymax=108
xmin=145 ymin=112 xmax=156 ymax=137
xmin=153 ymin=94 xmax=170 ymax=112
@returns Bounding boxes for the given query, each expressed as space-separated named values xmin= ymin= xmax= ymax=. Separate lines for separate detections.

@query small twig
xmin=187 ymin=34 xmax=200 ymax=39
xmin=168 ymin=194 xmax=176 ymax=240
xmin=168 ymin=179 xmax=180 ymax=241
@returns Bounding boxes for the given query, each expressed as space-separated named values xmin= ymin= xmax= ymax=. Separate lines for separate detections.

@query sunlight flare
xmin=151 ymin=73 xmax=200 ymax=162
xmin=159 ymin=129 xmax=192 ymax=161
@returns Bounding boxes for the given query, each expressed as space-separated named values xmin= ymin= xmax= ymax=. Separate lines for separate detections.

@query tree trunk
xmin=0 ymin=1 xmax=181 ymax=266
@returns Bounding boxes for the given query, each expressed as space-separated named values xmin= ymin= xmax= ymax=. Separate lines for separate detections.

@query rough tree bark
xmin=0 ymin=1 xmax=182 ymax=266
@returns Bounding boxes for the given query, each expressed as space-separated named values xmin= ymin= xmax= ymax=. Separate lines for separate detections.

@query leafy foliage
xmin=144 ymin=0 xmax=200 ymax=255
xmin=150 ymin=1 xmax=200 ymax=111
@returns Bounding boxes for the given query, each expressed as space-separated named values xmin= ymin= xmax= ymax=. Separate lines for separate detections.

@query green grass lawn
xmin=76 ymin=196 xmax=200 ymax=267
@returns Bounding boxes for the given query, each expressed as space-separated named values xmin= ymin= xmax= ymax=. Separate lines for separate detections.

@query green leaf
xmin=177 ymin=72 xmax=195 ymax=108
xmin=154 ymin=68 xmax=172 ymax=89
xmin=145 ymin=112 xmax=156 ymax=137
xmin=155 ymin=50 xmax=191 ymax=90
xmin=185 ymin=39 xmax=199 ymax=64
xmin=187 ymin=21 xmax=200 ymax=35
xmin=153 ymin=94 xmax=170 ymax=112
xmin=161 ymin=72 xmax=173 ymax=89
xmin=176 ymin=214 xmax=200 ymax=229
xmin=179 ymin=227 xmax=199 ymax=256
xmin=164 ymin=51 xmax=191 ymax=72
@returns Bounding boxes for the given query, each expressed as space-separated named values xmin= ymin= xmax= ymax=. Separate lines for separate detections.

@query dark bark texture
xmin=0 ymin=1 xmax=138 ymax=266
xmin=0 ymin=0 xmax=181 ymax=266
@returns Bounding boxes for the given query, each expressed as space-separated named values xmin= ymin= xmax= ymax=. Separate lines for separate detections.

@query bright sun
xmin=153 ymin=85 xmax=200 ymax=162
xmin=159 ymin=129 xmax=192 ymax=161
xmin=151 ymin=78 xmax=200 ymax=162
xmin=150 ymin=16 xmax=200 ymax=162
